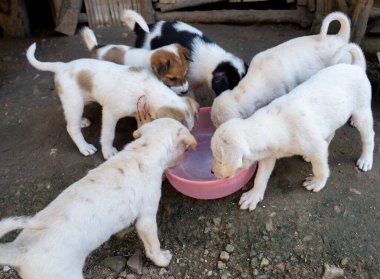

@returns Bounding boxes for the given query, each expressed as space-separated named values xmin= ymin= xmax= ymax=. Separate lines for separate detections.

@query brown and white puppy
xmin=81 ymin=27 xmax=190 ymax=94
xmin=0 ymin=118 xmax=197 ymax=279
xmin=26 ymin=43 xmax=199 ymax=159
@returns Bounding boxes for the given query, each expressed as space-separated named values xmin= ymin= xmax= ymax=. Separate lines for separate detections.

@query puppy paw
xmin=239 ymin=191 xmax=263 ymax=211
xmin=79 ymin=144 xmax=97 ymax=156
xmin=81 ymin=117 xmax=91 ymax=128
xmin=151 ymin=249 xmax=172 ymax=267
xmin=102 ymin=147 xmax=118 ymax=160
xmin=303 ymin=176 xmax=326 ymax=192
xmin=357 ymin=156 xmax=372 ymax=171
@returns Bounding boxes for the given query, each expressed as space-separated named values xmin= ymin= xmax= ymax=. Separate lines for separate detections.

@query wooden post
xmin=351 ymin=0 xmax=373 ymax=43
xmin=140 ymin=0 xmax=155 ymax=24
xmin=55 ymin=0 xmax=83 ymax=36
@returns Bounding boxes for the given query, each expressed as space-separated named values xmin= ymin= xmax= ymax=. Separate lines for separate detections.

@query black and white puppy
xmin=122 ymin=9 xmax=248 ymax=98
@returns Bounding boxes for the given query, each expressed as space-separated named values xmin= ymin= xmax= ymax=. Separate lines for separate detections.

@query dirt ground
xmin=0 ymin=22 xmax=379 ymax=279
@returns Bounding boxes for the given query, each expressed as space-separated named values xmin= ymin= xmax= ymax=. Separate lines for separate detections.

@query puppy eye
xmin=169 ymin=77 xmax=177 ymax=82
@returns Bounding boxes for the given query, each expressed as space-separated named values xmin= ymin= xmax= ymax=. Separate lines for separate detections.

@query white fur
xmin=26 ymin=43 xmax=199 ymax=159
xmin=211 ymin=43 xmax=374 ymax=211
xmin=122 ymin=9 xmax=149 ymax=33
xmin=81 ymin=27 xmax=189 ymax=94
xmin=211 ymin=11 xmax=351 ymax=127
xmin=0 ymin=118 xmax=197 ymax=279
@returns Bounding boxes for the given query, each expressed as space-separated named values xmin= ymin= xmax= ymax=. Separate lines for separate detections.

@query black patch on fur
xmin=135 ymin=21 xmax=211 ymax=57
xmin=212 ymin=61 xmax=242 ymax=96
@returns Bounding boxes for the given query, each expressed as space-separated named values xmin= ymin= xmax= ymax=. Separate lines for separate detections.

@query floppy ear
xmin=176 ymin=43 xmax=192 ymax=62
xmin=177 ymin=128 xmax=197 ymax=150
xmin=151 ymin=52 xmax=170 ymax=77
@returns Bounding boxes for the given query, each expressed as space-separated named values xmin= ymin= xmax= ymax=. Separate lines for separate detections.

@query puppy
xmin=211 ymin=12 xmax=351 ymax=127
xmin=26 ymin=43 xmax=199 ymax=159
xmin=211 ymin=43 xmax=374 ymax=211
xmin=81 ymin=27 xmax=190 ymax=95
xmin=122 ymin=9 xmax=247 ymax=98
xmin=0 ymin=118 xmax=197 ymax=279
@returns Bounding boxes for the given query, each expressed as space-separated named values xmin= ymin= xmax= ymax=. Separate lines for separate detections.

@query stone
xmin=341 ymin=257 xmax=349 ymax=266
xmin=126 ymin=275 xmax=137 ymax=279
xmin=225 ymin=244 xmax=234 ymax=253
xmin=213 ymin=217 xmax=221 ymax=226
xmin=158 ymin=268 xmax=167 ymax=276
xmin=260 ymin=258 xmax=270 ymax=267
xmin=265 ymin=218 xmax=274 ymax=232
xmin=275 ymin=262 xmax=285 ymax=272
xmin=218 ymin=261 xmax=227 ymax=269
xmin=220 ymin=251 xmax=230 ymax=261
xmin=101 ymin=256 xmax=127 ymax=273
xmin=127 ymin=251 xmax=143 ymax=274
xmin=322 ymin=263 xmax=344 ymax=279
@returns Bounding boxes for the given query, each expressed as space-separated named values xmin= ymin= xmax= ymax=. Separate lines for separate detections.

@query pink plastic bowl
xmin=165 ymin=107 xmax=257 ymax=200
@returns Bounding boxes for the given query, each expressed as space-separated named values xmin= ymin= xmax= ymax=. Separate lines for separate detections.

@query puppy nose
xmin=180 ymin=90 xmax=188 ymax=95
xmin=210 ymin=170 xmax=214 ymax=174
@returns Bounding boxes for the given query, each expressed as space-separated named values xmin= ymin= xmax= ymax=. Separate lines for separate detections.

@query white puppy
xmin=81 ymin=27 xmax=190 ymax=94
xmin=26 ymin=43 xmax=199 ymax=159
xmin=211 ymin=43 xmax=374 ymax=211
xmin=0 ymin=118 xmax=197 ymax=279
xmin=211 ymin=11 xmax=351 ymax=127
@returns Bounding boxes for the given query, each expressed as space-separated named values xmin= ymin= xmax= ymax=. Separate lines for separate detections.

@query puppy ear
xmin=176 ymin=43 xmax=192 ymax=62
xmin=151 ymin=52 xmax=170 ymax=77
xmin=177 ymin=128 xmax=197 ymax=150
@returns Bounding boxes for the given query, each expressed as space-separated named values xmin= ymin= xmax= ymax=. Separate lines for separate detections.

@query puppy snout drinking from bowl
xmin=26 ymin=43 xmax=199 ymax=159
xmin=211 ymin=11 xmax=351 ymax=128
xmin=211 ymin=43 xmax=374 ymax=211
xmin=0 ymin=118 xmax=197 ymax=279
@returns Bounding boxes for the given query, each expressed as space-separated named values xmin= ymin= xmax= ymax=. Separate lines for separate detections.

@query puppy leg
xmin=61 ymin=97 xmax=97 ymax=156
xmin=100 ymin=109 xmax=118 ymax=159
xmin=135 ymin=216 xmax=172 ymax=267
xmin=239 ymin=157 xmax=276 ymax=211
xmin=303 ymin=142 xmax=330 ymax=192
xmin=352 ymin=110 xmax=374 ymax=171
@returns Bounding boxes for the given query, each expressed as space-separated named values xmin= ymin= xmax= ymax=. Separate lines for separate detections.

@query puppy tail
xmin=319 ymin=11 xmax=351 ymax=43
xmin=122 ymin=9 xmax=150 ymax=34
xmin=0 ymin=216 xmax=33 ymax=266
xmin=331 ymin=43 xmax=366 ymax=71
xmin=81 ymin=26 xmax=98 ymax=52
xmin=26 ymin=43 xmax=65 ymax=73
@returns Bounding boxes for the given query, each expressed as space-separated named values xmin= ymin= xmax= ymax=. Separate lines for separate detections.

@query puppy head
xmin=149 ymin=97 xmax=199 ymax=131
xmin=211 ymin=59 xmax=247 ymax=96
xmin=133 ymin=118 xmax=197 ymax=167
xmin=211 ymin=119 xmax=250 ymax=179
xmin=151 ymin=44 xmax=191 ymax=94
xmin=211 ymin=89 xmax=242 ymax=128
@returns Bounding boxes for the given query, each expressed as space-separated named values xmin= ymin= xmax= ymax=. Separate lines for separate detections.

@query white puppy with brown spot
xmin=81 ymin=27 xmax=190 ymax=94
xmin=211 ymin=43 xmax=374 ymax=211
xmin=0 ymin=118 xmax=197 ymax=279
xmin=211 ymin=11 xmax=351 ymax=128
xmin=26 ymin=43 xmax=199 ymax=159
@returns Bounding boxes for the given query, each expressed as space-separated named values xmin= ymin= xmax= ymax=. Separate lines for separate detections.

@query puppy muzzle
xmin=171 ymin=81 xmax=189 ymax=95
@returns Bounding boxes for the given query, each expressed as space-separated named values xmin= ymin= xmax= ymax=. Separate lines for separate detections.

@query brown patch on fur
xmin=154 ymin=106 xmax=187 ymax=127
xmin=117 ymin=168 xmax=124 ymax=175
xmin=54 ymin=78 xmax=63 ymax=95
xmin=103 ymin=47 xmax=126 ymax=65
xmin=77 ymin=70 xmax=93 ymax=93
xmin=150 ymin=44 xmax=190 ymax=88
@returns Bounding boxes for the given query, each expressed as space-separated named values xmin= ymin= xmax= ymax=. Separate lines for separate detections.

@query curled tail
xmin=330 ymin=43 xmax=366 ymax=70
xmin=0 ymin=216 xmax=37 ymax=267
xmin=81 ymin=26 xmax=98 ymax=52
xmin=319 ymin=11 xmax=351 ymax=42
xmin=26 ymin=43 xmax=65 ymax=73
xmin=122 ymin=9 xmax=150 ymax=33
